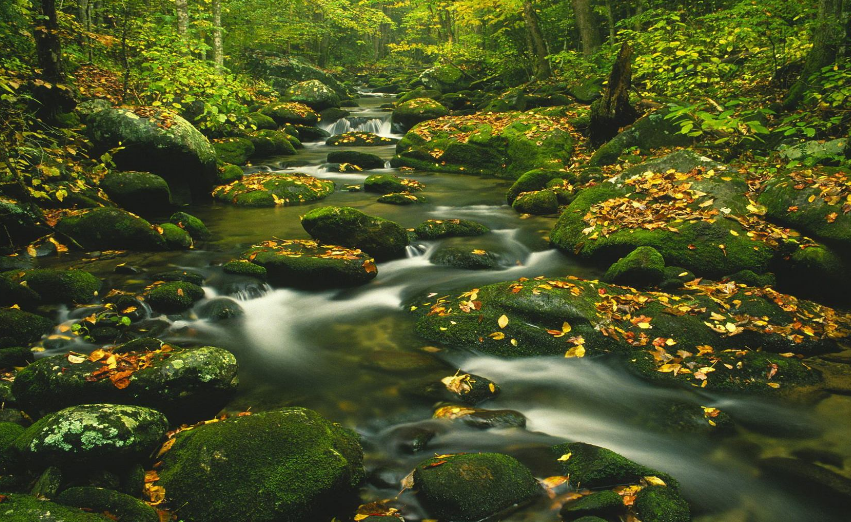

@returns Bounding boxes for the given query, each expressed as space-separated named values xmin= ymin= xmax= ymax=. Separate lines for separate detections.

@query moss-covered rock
xmin=240 ymin=239 xmax=377 ymax=289
xmin=0 ymin=308 xmax=53 ymax=349
xmin=412 ymin=453 xmax=539 ymax=521
xmin=394 ymin=112 xmax=575 ymax=179
xmin=86 ymin=107 xmax=216 ymax=200
xmin=568 ymin=77 xmax=605 ymax=103
xmin=377 ymin=191 xmax=426 ymax=205
xmin=260 ymin=101 xmax=319 ymax=126
xmin=0 ymin=199 xmax=47 ymax=251
xmin=552 ymin=442 xmax=675 ymax=490
xmin=397 ymin=87 xmax=442 ymax=104
xmin=0 ymin=421 xmax=24 ymax=471
xmin=13 ymin=404 xmax=167 ymax=468
xmin=560 ymin=490 xmax=626 ymax=521
xmin=634 ymin=486 xmax=691 ymax=522
xmin=589 ymin=109 xmax=695 ymax=166
xmin=247 ymin=111 xmax=278 ymax=130
xmin=0 ymin=493 xmax=111 ymax=521
xmin=420 ymin=64 xmax=471 ymax=93
xmin=0 ymin=346 xmax=33 ymax=368
xmin=292 ymin=125 xmax=330 ymax=142
xmin=604 ymin=246 xmax=666 ymax=288
xmin=155 ymin=269 xmax=205 ymax=285
xmin=157 ymin=407 xmax=364 ymax=522
xmin=248 ymin=129 xmax=297 ymax=157
xmin=301 ymin=206 xmax=409 ymax=261
xmin=213 ymin=137 xmax=255 ymax=165
xmin=0 ymin=275 xmax=40 ymax=309
xmin=213 ymin=173 xmax=335 ymax=207
xmin=777 ymin=242 xmax=851 ymax=302
xmin=433 ymin=406 xmax=526 ymax=429
xmin=56 ymin=207 xmax=167 ymax=251
xmin=364 ymin=174 xmax=405 ymax=194
xmin=12 ymin=344 xmax=238 ymax=422
xmin=402 ymin=372 xmax=500 ymax=405
xmin=222 ymin=260 xmax=267 ymax=279
xmin=216 ymin=163 xmax=244 ymax=185
xmin=198 ymin=297 xmax=245 ymax=321
xmin=285 ymin=80 xmax=341 ymax=111
xmin=506 ymin=169 xmax=568 ymax=204
xmin=158 ymin=223 xmax=192 ymax=250
xmin=392 ymin=98 xmax=449 ymax=130
xmin=327 ymin=150 xmax=385 ymax=170
xmin=414 ymin=219 xmax=489 ymax=239
xmin=169 ymin=212 xmax=211 ymax=241
xmin=56 ymin=487 xmax=159 ymax=522
xmin=145 ymin=281 xmax=204 ymax=313
xmin=2 ymin=269 xmax=100 ymax=305
xmin=512 ymin=189 xmax=559 ymax=215
xmin=100 ymin=171 xmax=171 ymax=215
xmin=326 ymin=132 xmax=396 ymax=147
xmin=431 ymin=246 xmax=501 ymax=270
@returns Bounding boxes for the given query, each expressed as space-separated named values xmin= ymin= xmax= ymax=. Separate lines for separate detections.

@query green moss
xmin=248 ymin=129 xmax=297 ymax=157
xmin=5 ymin=269 xmax=101 ymax=305
xmin=169 ymin=212 xmax=211 ymax=241
xmin=155 ymin=269 xmax=205 ymax=285
xmin=260 ymin=102 xmax=319 ymax=126
xmin=512 ymin=189 xmax=559 ymax=215
xmin=414 ymin=219 xmax=489 ymax=240
xmin=507 ymin=169 xmax=566 ymax=204
xmin=57 ymin=207 xmax=167 ymax=251
xmin=589 ymin=109 xmax=694 ymax=166
xmin=213 ymin=137 xmax=255 ymax=165
xmin=56 ymin=487 xmax=159 ymax=522
xmin=223 ymin=260 xmax=267 ymax=279
xmin=0 ymin=493 xmax=109 ymax=521
xmin=146 ymin=281 xmax=205 ymax=313
xmin=213 ymin=173 xmax=335 ymax=207
xmin=157 ymin=408 xmax=363 ymax=522
xmin=552 ymin=442 xmax=675 ymax=490
xmin=159 ymin=223 xmax=192 ymax=250
xmin=560 ymin=490 xmax=626 ymax=520
xmin=247 ymin=111 xmax=278 ymax=130
xmin=100 ymin=171 xmax=171 ymax=214
xmin=412 ymin=453 xmax=539 ymax=521
xmin=0 ymin=422 xmax=25 ymax=471
xmin=634 ymin=486 xmax=691 ymax=522
xmin=301 ymin=206 xmax=409 ymax=261
xmin=326 ymin=132 xmax=396 ymax=147
xmin=216 ymin=164 xmax=244 ymax=185
xmin=327 ymin=151 xmax=384 ymax=169
xmin=0 ymin=346 xmax=32 ymax=367
xmin=392 ymin=98 xmax=449 ymax=129
xmin=377 ymin=192 xmax=425 ymax=205
xmin=285 ymin=80 xmax=341 ymax=111
xmin=364 ymin=174 xmax=405 ymax=194
xmin=727 ymin=269 xmax=776 ymax=288
xmin=0 ymin=308 xmax=53 ymax=349
xmin=431 ymin=246 xmax=500 ymax=270
xmin=604 ymin=246 xmax=666 ymax=287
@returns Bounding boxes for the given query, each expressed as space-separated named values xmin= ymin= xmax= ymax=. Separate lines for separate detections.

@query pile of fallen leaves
xmin=74 ymin=64 xmax=130 ymax=105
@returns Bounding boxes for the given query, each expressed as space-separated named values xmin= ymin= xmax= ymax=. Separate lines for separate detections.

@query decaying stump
xmin=589 ymin=42 xmax=639 ymax=145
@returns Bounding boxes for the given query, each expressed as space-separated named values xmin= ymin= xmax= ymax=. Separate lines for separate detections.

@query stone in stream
xmin=247 ymin=129 xmax=297 ymax=157
xmin=757 ymin=457 xmax=851 ymax=507
xmin=506 ymin=168 xmax=573 ymax=204
xmin=216 ymin=163 xmax=245 ymax=184
xmin=0 ymin=268 xmax=101 ymax=305
xmin=402 ymin=371 xmax=500 ymax=405
xmin=301 ymin=206 xmax=409 ymax=261
xmin=412 ymin=453 xmax=539 ymax=521
xmin=213 ymin=137 xmax=255 ymax=165
xmin=56 ymin=487 xmax=160 ymax=522
xmin=413 ymin=275 xmax=848 ymax=391
xmin=326 ymin=132 xmax=397 ymax=146
xmin=512 ymin=189 xmax=560 ymax=215
xmin=560 ymin=490 xmax=626 ymax=521
xmin=197 ymin=297 xmax=245 ymax=321
xmin=13 ymin=404 xmax=167 ymax=469
xmin=169 ymin=211 xmax=211 ymax=241
xmin=0 ymin=308 xmax=54 ymax=349
xmin=433 ymin=405 xmax=526 ymax=429
xmin=99 ymin=171 xmax=171 ymax=215
xmin=0 ymin=198 xmax=50 ymax=250
xmin=291 ymin=124 xmax=330 ymax=142
xmin=86 ymin=107 xmax=217 ymax=201
xmin=145 ymin=281 xmax=205 ymax=313
xmin=391 ymin=98 xmax=449 ymax=130
xmin=159 ymin=223 xmax=192 ymax=249
xmin=156 ymin=407 xmax=364 ymax=522
xmin=153 ymin=269 xmax=205 ymax=285
xmin=377 ymin=192 xmax=426 ymax=205
xmin=246 ymin=111 xmax=277 ymax=130
xmin=430 ymin=246 xmax=502 ymax=270
xmin=213 ymin=172 xmax=335 ymax=207
xmin=414 ymin=218 xmax=489 ymax=239
xmin=327 ymin=150 xmax=385 ymax=170
xmin=12 ymin=342 xmax=238 ymax=422
xmin=285 ymin=79 xmax=341 ymax=111
xmin=394 ymin=111 xmax=575 ymax=178
xmin=363 ymin=173 xmax=423 ymax=194
xmin=0 ymin=493 xmax=111 ymax=521
xmin=603 ymin=246 xmax=666 ymax=288
xmin=222 ymin=259 xmax=267 ymax=280
xmin=260 ymin=101 xmax=319 ymax=126
xmin=239 ymin=239 xmax=377 ymax=289
xmin=420 ymin=63 xmax=471 ymax=93
xmin=56 ymin=207 xmax=168 ymax=251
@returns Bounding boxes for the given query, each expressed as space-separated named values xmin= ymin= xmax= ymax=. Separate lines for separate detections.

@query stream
xmin=45 ymin=94 xmax=851 ymax=521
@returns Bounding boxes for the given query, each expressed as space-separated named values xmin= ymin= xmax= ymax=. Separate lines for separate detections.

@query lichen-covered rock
xmin=247 ymin=129 xmax=297 ymax=157
xmin=431 ymin=246 xmax=501 ymax=270
xmin=0 ymin=493 xmax=111 ymax=521
xmin=412 ymin=453 xmax=539 ymax=521
xmin=157 ymin=407 xmax=364 ymax=522
xmin=169 ymin=212 xmax=211 ymax=241
xmin=100 ymin=171 xmax=171 ymax=215
xmin=12 ymin=344 xmax=238 ymax=421
xmin=589 ymin=109 xmax=695 ymax=166
xmin=0 ymin=308 xmax=53 ymax=349
xmin=213 ymin=137 xmax=255 ymax=165
xmin=327 ymin=150 xmax=384 ymax=170
xmin=604 ymin=246 xmax=666 ymax=288
xmin=56 ymin=208 xmax=167 ymax=251
xmin=326 ymin=132 xmax=396 ymax=147
xmin=392 ymin=98 xmax=449 ymax=130
xmin=13 ymin=404 xmax=167 ymax=468
xmin=512 ymin=189 xmax=559 ymax=214
xmin=285 ymin=80 xmax=341 ymax=111
xmin=395 ymin=112 xmax=575 ymax=178
xmin=414 ymin=219 xmax=489 ymax=239
xmin=240 ymin=239 xmax=377 ymax=289
xmin=377 ymin=191 xmax=426 ymax=205
xmin=213 ymin=173 xmax=335 ymax=207
xmin=86 ymin=107 xmax=217 ymax=199
xmin=1 ymin=269 xmax=100 ymax=305
xmin=260 ymin=102 xmax=319 ymax=126
xmin=302 ymin=206 xmax=409 ymax=261
xmin=56 ymin=487 xmax=159 ymax=522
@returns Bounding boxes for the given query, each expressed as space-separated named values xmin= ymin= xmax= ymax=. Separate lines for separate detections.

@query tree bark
xmin=590 ymin=42 xmax=638 ymax=145
xmin=213 ymin=0 xmax=223 ymax=70
xmin=34 ymin=0 xmax=64 ymax=83
xmin=572 ymin=0 xmax=601 ymax=56
xmin=523 ymin=0 xmax=551 ymax=80
xmin=783 ymin=0 xmax=844 ymax=108
xmin=604 ymin=0 xmax=616 ymax=40
xmin=175 ymin=0 xmax=189 ymax=37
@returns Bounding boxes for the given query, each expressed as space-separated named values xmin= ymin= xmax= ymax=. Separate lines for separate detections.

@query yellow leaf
xmin=498 ymin=314 xmax=509 ymax=328
xmin=565 ymin=345 xmax=585 ymax=358
xmin=489 ymin=332 xmax=505 ymax=340
xmin=644 ymin=476 xmax=667 ymax=487
xmin=767 ymin=382 xmax=781 ymax=388
xmin=557 ymin=453 xmax=572 ymax=461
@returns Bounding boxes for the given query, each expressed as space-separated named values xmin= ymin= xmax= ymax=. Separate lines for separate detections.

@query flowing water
xmin=46 ymin=95 xmax=851 ymax=521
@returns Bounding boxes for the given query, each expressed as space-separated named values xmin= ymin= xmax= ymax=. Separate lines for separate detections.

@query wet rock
xmin=551 ymin=442 xmax=675 ymax=489
xmin=292 ymin=125 xmax=330 ymax=142
xmin=403 ymin=372 xmax=500 ymax=405
xmin=326 ymin=132 xmax=396 ymax=147
xmin=216 ymin=163 xmax=244 ymax=184
xmin=633 ymin=402 xmax=734 ymax=436
xmin=364 ymin=174 xmax=408 ymax=194
xmin=0 ymin=493 xmax=109 ymax=521
xmin=392 ymin=98 xmax=449 ymax=130
xmin=512 ymin=189 xmax=559 ymax=215
xmin=362 ymin=351 xmax=447 ymax=373
xmin=378 ymin=192 xmax=425 ymax=205
xmin=86 ymin=107 xmax=217 ymax=200
xmin=302 ymin=206 xmax=409 ymax=261
xmin=420 ymin=64 xmax=471 ymax=93
xmin=159 ymin=223 xmax=192 ymax=249
xmin=213 ymin=137 xmax=255 ymax=165
xmin=412 ymin=452 xmax=539 ymax=521
xmin=169 ymin=212 xmax=211 ymax=241
xmin=246 ymin=111 xmax=277 ymax=130
xmin=634 ymin=486 xmax=691 ymax=522
xmin=395 ymin=112 xmax=575 ymax=178
xmin=560 ymin=490 xmax=626 ymax=521
xmin=154 ymin=269 xmax=205 ymax=285
xmin=327 ymin=150 xmax=385 ymax=170
xmin=100 ymin=171 xmax=171 ymax=215
xmin=589 ymin=109 xmax=695 ymax=166
xmin=0 ymin=255 xmax=34 ymax=272
xmin=222 ymin=260 xmax=267 ymax=279
xmin=434 ymin=406 xmax=526 ymax=429
xmin=2 ymin=268 xmax=100 ymax=305
xmin=56 ymin=207 xmax=167 ymax=251
xmin=145 ymin=281 xmax=205 ymax=313
xmin=0 ymin=199 xmax=49 ymax=251
xmin=285 ymin=79 xmax=341 ymax=111
xmin=791 ymin=448 xmax=846 ymax=468
xmin=247 ymin=129 xmax=296 ymax=157
xmin=56 ymin=487 xmax=159 ymax=522
xmin=198 ymin=297 xmax=245 ymax=321
xmin=0 ymin=346 xmax=33 ymax=368
xmin=240 ymin=238 xmax=377 ymax=289
xmin=0 ymin=308 xmax=53 ymax=349
xmin=31 ymin=465 xmax=63 ymax=498
xmin=506 ymin=169 xmax=570 ymax=204
xmin=414 ymin=219 xmax=489 ymax=240
xmin=13 ymin=344 xmax=238 ymax=421
xmin=260 ymin=101 xmax=319 ymax=126
xmin=13 ymin=404 xmax=167 ymax=468
xmin=389 ymin=426 xmax=436 ymax=454
xmin=157 ymin=407 xmax=364 ymax=522
xmin=431 ymin=246 xmax=501 ymax=270
xmin=604 ymin=246 xmax=666 ymax=288
xmin=320 ymin=107 xmax=350 ymax=122
xmin=0 ymin=421 xmax=25 ymax=470
xmin=757 ymin=457 xmax=851 ymax=505
xmin=213 ymin=173 xmax=335 ymax=207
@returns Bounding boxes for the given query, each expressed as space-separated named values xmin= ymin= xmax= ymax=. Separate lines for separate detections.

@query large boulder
xmin=157 ymin=407 xmax=364 ymax=522
xmin=0 ymin=198 xmax=49 ymax=250
xmin=392 ymin=98 xmax=449 ymax=130
xmin=260 ymin=102 xmax=319 ymax=126
xmin=56 ymin=487 xmax=159 ymax=522
xmin=100 ymin=171 xmax=171 ymax=215
xmin=213 ymin=137 xmax=255 ymax=165
xmin=0 ymin=268 xmax=100 ymax=305
xmin=0 ymin=308 xmax=53 ymax=349
xmin=212 ymin=173 xmax=335 ymax=207
xmin=86 ymin=107 xmax=217 ymax=200
xmin=13 ymin=403 xmax=167 ymax=468
xmin=240 ymin=239 xmax=377 ymax=289
xmin=246 ymin=53 xmax=349 ymax=98
xmin=301 ymin=206 xmax=409 ymax=261
xmin=327 ymin=151 xmax=385 ymax=170
xmin=56 ymin=207 xmax=167 ymax=251
xmin=12 ymin=343 xmax=238 ymax=421
xmin=0 ymin=493 xmax=111 ymax=521
xmin=589 ymin=109 xmax=695 ymax=166
xmin=420 ymin=64 xmax=471 ymax=93
xmin=604 ymin=246 xmax=666 ymax=288
xmin=248 ymin=130 xmax=297 ymax=157
xmin=285 ymin=80 xmax=341 ymax=111
xmin=394 ymin=112 xmax=575 ymax=178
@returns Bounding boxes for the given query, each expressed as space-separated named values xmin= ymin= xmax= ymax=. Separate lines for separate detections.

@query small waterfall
xmin=321 ymin=114 xmax=394 ymax=137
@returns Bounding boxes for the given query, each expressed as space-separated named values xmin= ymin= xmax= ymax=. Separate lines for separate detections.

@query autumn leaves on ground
xmin=2 ymin=0 xmax=851 ymax=521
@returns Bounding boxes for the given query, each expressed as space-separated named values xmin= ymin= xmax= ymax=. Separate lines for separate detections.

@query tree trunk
xmin=783 ymin=0 xmax=844 ymax=108
xmin=572 ymin=0 xmax=601 ymax=56
xmin=212 ymin=0 xmax=223 ymax=70
xmin=589 ymin=42 xmax=638 ymax=145
xmin=523 ymin=0 xmax=551 ymax=80
xmin=34 ymin=0 xmax=63 ymax=83
xmin=634 ymin=0 xmax=646 ymax=31
xmin=175 ymin=0 xmax=189 ymax=37
xmin=605 ymin=0 xmax=616 ymax=40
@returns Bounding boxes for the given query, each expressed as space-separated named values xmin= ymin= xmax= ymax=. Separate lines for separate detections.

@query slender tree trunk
xmin=523 ymin=0 xmax=551 ymax=79
xmin=784 ymin=0 xmax=844 ymax=108
xmin=634 ymin=0 xmax=646 ymax=31
xmin=213 ymin=0 xmax=223 ymax=70
xmin=572 ymin=0 xmax=601 ymax=56
xmin=175 ymin=0 xmax=189 ymax=37
xmin=605 ymin=0 xmax=616 ymax=40
xmin=590 ymin=42 xmax=638 ymax=145
xmin=34 ymin=0 xmax=64 ymax=83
